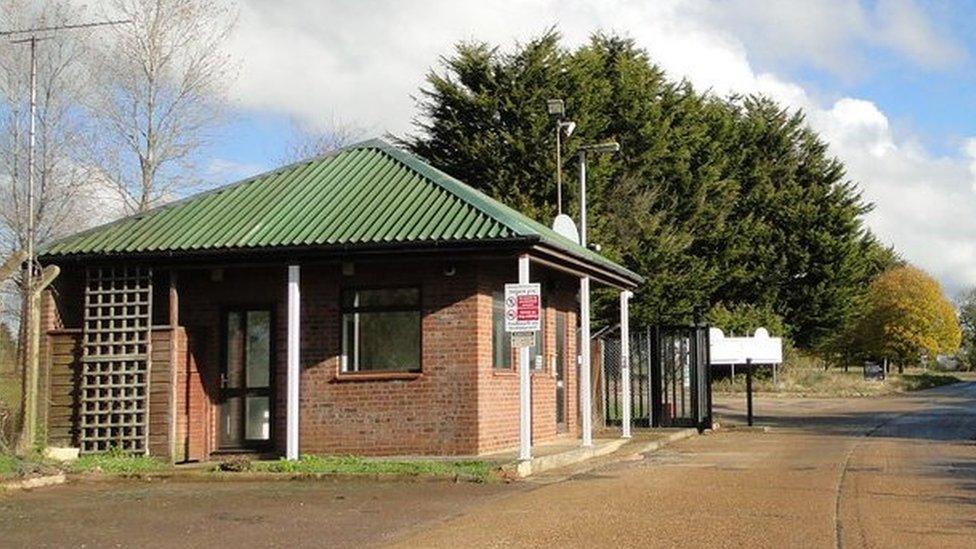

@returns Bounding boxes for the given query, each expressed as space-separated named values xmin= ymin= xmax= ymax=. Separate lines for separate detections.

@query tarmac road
xmin=2 ymin=383 xmax=974 ymax=548
xmin=395 ymin=382 xmax=976 ymax=548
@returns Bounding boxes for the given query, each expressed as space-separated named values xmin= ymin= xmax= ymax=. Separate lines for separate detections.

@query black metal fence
xmin=601 ymin=325 xmax=712 ymax=432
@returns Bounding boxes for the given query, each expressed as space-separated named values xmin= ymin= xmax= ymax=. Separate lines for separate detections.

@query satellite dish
xmin=552 ymin=214 xmax=579 ymax=244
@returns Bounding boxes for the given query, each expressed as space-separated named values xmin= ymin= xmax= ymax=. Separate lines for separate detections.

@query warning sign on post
xmin=504 ymin=283 xmax=541 ymax=333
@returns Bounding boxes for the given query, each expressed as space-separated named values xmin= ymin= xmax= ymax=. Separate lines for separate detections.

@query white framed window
xmin=341 ymin=287 xmax=421 ymax=373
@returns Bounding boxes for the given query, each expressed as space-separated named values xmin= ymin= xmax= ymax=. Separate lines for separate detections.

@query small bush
xmin=218 ymin=455 xmax=252 ymax=472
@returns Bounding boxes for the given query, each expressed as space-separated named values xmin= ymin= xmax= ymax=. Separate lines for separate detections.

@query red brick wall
xmin=172 ymin=327 xmax=211 ymax=462
xmin=298 ymin=261 xmax=480 ymax=455
xmin=474 ymin=261 xmax=579 ymax=454
xmin=177 ymin=267 xmax=284 ymax=456
xmin=49 ymin=256 xmax=583 ymax=458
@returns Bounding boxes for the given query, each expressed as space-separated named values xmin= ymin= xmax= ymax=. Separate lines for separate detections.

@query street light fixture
xmin=547 ymin=98 xmax=565 ymax=116
xmin=547 ymin=99 xmax=576 ymax=215
xmin=579 ymin=141 xmax=620 ymax=155
xmin=577 ymin=140 xmax=620 ymax=448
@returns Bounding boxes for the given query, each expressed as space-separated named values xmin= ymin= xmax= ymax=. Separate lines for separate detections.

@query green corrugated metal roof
xmin=41 ymin=139 xmax=641 ymax=285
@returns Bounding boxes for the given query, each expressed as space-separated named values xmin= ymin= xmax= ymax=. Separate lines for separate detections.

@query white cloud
xmin=966 ymin=138 xmax=976 ymax=192
xmin=205 ymin=158 xmax=267 ymax=184
xmin=707 ymin=0 xmax=964 ymax=76
xmin=217 ymin=0 xmax=974 ymax=294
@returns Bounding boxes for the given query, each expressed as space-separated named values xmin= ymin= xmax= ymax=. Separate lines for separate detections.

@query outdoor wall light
xmin=547 ymin=98 xmax=565 ymax=116
xmin=444 ymin=265 xmax=456 ymax=277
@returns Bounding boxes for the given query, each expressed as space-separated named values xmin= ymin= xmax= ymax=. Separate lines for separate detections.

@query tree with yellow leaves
xmin=855 ymin=266 xmax=961 ymax=369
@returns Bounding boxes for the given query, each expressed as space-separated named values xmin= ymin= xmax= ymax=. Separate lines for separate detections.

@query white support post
xmin=620 ymin=290 xmax=632 ymax=439
xmin=518 ymin=254 xmax=532 ymax=462
xmin=286 ymin=265 xmax=301 ymax=460
xmin=580 ymin=276 xmax=592 ymax=447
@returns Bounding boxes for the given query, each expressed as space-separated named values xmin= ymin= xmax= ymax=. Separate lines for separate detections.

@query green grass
xmin=0 ymin=454 xmax=20 ymax=477
xmin=0 ymin=373 xmax=20 ymax=449
xmin=713 ymin=366 xmax=962 ymax=398
xmin=250 ymin=455 xmax=496 ymax=482
xmin=0 ymin=453 xmax=60 ymax=480
xmin=891 ymin=371 xmax=961 ymax=392
xmin=69 ymin=448 xmax=168 ymax=475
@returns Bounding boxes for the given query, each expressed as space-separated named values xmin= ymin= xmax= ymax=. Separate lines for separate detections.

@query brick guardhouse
xmin=37 ymin=139 xmax=641 ymax=462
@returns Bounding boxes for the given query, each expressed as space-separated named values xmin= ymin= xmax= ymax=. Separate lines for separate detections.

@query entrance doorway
xmin=219 ymin=309 xmax=274 ymax=451
xmin=555 ymin=310 xmax=567 ymax=432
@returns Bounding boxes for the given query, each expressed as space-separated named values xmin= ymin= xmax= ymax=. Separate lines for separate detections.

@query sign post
xmin=507 ymin=262 xmax=540 ymax=463
xmin=505 ymin=283 xmax=541 ymax=339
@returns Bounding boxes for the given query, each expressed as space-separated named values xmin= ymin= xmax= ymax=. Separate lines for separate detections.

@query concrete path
xmin=396 ymin=382 xmax=976 ymax=548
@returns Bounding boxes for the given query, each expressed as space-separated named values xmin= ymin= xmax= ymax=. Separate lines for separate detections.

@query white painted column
xmin=286 ymin=265 xmax=301 ymax=460
xmin=580 ymin=276 xmax=592 ymax=447
xmin=620 ymin=290 xmax=633 ymax=439
xmin=518 ymin=254 xmax=532 ymax=461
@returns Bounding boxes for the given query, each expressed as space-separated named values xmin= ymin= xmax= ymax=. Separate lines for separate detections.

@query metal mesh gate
xmin=602 ymin=325 xmax=712 ymax=431
xmin=652 ymin=326 xmax=712 ymax=429
xmin=603 ymin=331 xmax=652 ymax=427
xmin=80 ymin=267 xmax=153 ymax=454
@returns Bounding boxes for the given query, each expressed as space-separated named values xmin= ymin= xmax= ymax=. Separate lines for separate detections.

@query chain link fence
xmin=600 ymin=329 xmax=653 ymax=429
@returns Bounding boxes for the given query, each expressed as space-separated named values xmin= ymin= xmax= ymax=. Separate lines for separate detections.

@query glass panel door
xmin=555 ymin=310 xmax=566 ymax=431
xmin=220 ymin=309 xmax=273 ymax=450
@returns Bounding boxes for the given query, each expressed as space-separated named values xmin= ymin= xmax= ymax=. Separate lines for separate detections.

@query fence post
xmin=620 ymin=291 xmax=632 ymax=438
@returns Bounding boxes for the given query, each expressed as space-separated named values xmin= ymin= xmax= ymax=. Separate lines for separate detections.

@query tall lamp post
xmin=546 ymin=99 xmax=575 ymax=215
xmin=577 ymin=141 xmax=619 ymax=447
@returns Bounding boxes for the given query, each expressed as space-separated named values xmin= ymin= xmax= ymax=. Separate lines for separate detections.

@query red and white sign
xmin=504 ymin=283 xmax=541 ymax=333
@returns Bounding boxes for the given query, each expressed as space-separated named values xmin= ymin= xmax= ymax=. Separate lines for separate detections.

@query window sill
xmin=334 ymin=371 xmax=422 ymax=382
xmin=492 ymin=369 xmax=553 ymax=378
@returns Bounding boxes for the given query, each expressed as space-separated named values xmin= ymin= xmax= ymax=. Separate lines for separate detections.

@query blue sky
xmin=196 ymin=0 xmax=976 ymax=294
xmin=756 ymin=1 xmax=976 ymax=158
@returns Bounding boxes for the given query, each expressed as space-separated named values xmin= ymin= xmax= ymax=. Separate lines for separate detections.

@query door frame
xmin=555 ymin=308 xmax=568 ymax=433
xmin=217 ymin=304 xmax=277 ymax=452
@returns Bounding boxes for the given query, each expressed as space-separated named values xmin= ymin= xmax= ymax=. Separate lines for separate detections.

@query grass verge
xmin=68 ymin=448 xmax=168 ymax=475
xmin=890 ymin=371 xmax=961 ymax=392
xmin=0 ymin=454 xmax=60 ymax=481
xmin=713 ymin=366 xmax=962 ymax=398
xmin=248 ymin=455 xmax=496 ymax=482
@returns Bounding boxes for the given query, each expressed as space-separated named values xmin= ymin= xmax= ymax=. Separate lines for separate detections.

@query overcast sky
xmin=199 ymin=0 xmax=976 ymax=296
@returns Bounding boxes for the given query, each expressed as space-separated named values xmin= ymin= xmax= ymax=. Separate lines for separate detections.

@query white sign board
xmin=504 ymin=283 xmax=541 ymax=333
xmin=510 ymin=332 xmax=536 ymax=348
xmin=709 ymin=327 xmax=783 ymax=365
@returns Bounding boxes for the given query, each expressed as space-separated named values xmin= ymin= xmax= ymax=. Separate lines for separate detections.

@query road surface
xmin=397 ymin=382 xmax=976 ymax=548
xmin=1 ymin=382 xmax=974 ymax=548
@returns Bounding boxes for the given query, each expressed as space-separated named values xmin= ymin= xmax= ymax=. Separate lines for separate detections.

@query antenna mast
xmin=2 ymin=17 xmax=129 ymax=450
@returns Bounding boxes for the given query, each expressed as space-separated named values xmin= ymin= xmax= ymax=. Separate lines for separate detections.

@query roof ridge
xmin=38 ymin=136 xmax=641 ymax=285
xmin=367 ymin=139 xmax=542 ymax=238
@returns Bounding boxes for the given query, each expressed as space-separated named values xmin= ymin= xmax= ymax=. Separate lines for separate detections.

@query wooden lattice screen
xmin=80 ymin=266 xmax=153 ymax=454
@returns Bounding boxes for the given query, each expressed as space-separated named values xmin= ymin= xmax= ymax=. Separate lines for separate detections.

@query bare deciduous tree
xmin=278 ymin=116 xmax=363 ymax=165
xmin=0 ymin=0 xmax=112 ymax=451
xmin=0 ymin=0 xmax=102 ymax=255
xmin=89 ymin=0 xmax=237 ymax=213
